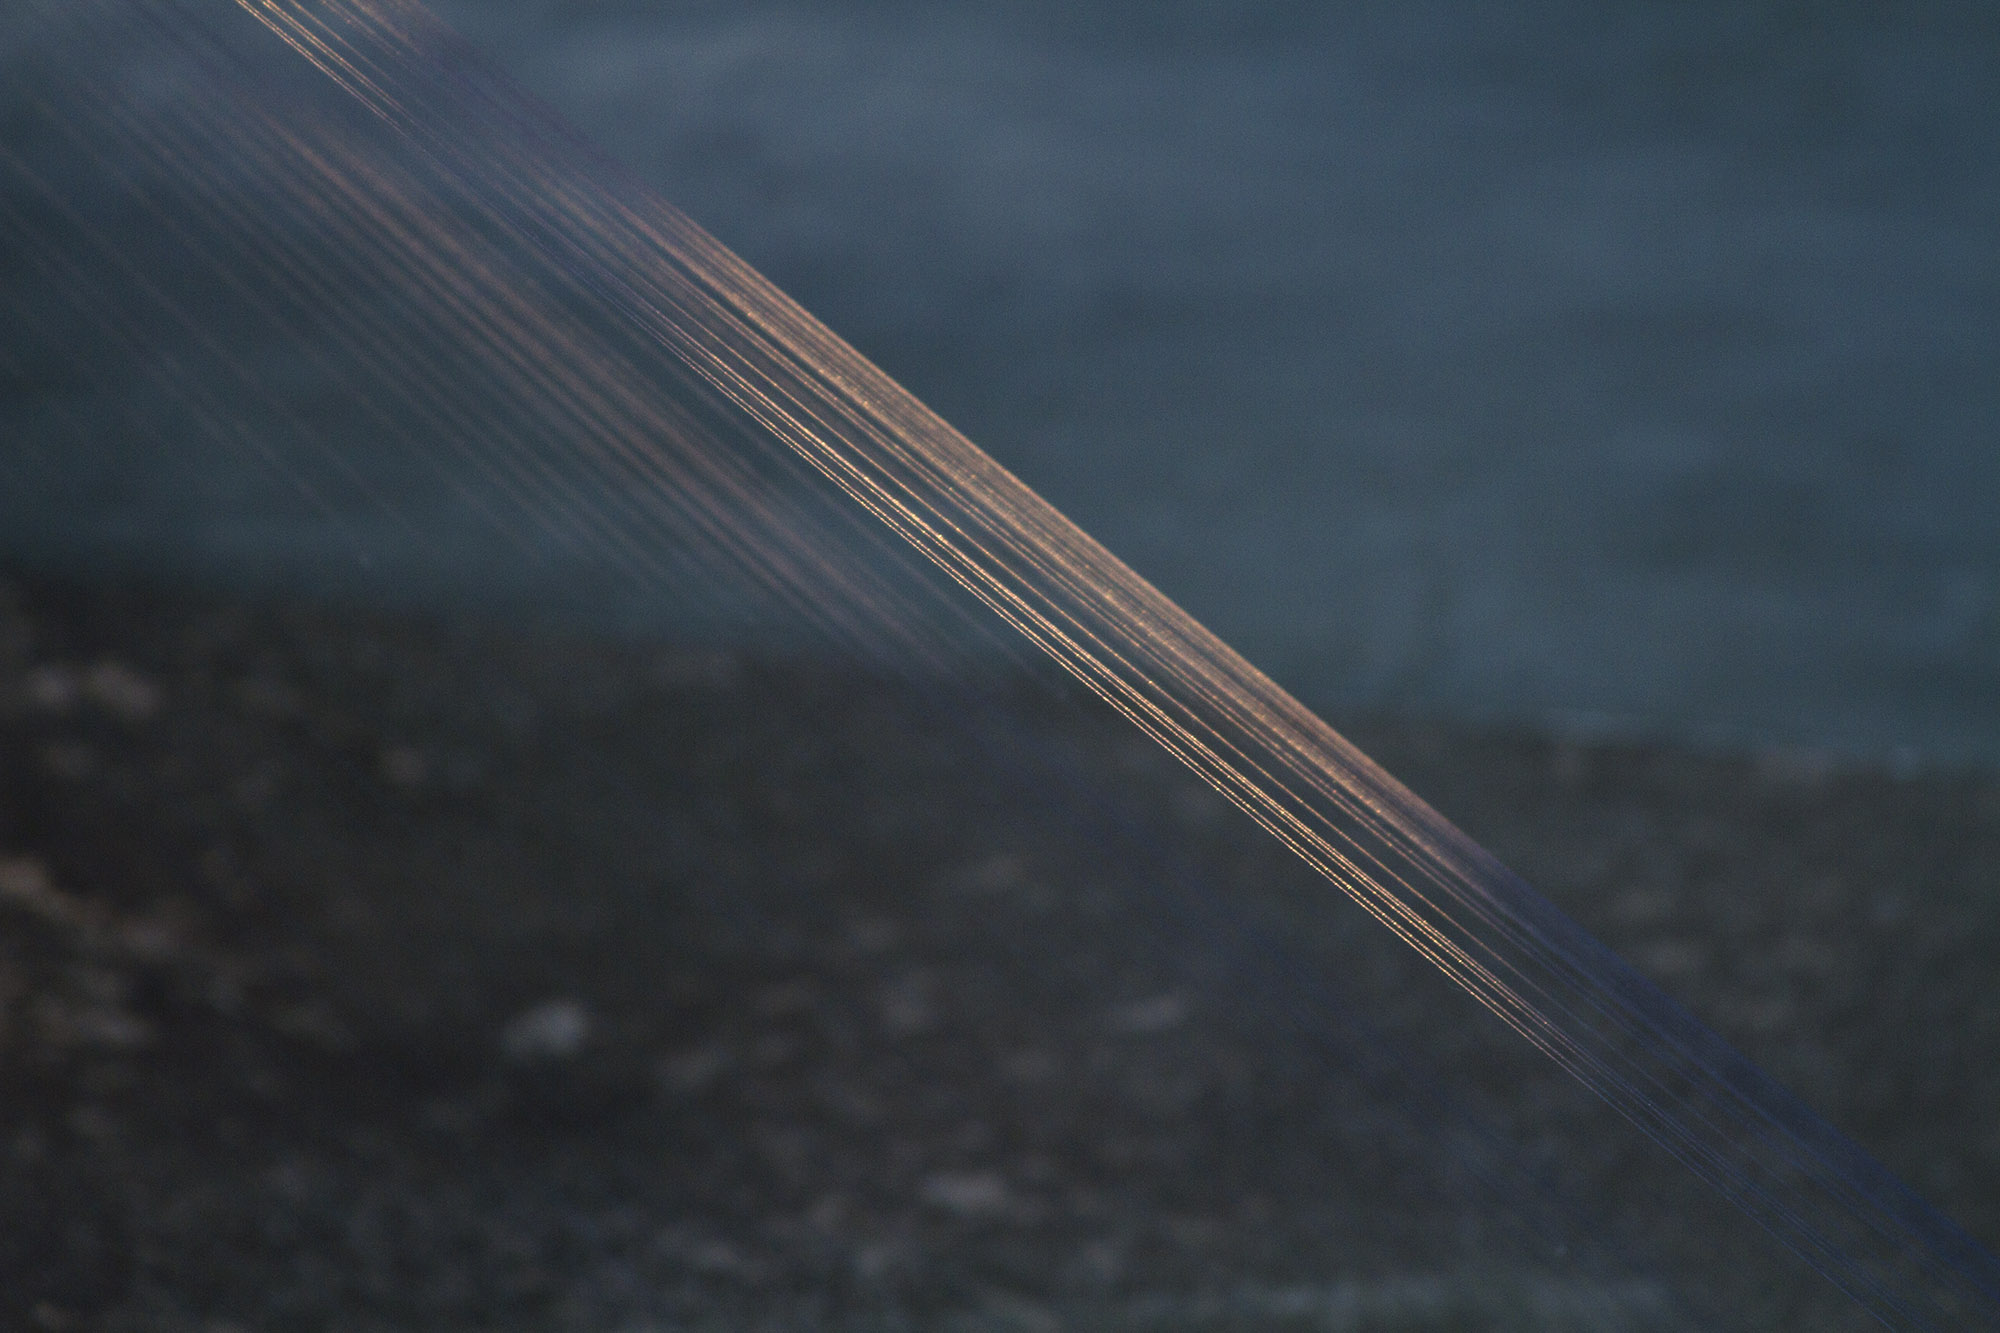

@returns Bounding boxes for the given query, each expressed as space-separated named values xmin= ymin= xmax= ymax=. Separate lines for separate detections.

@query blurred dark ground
xmin=5 ymin=573 xmax=1999 ymax=1330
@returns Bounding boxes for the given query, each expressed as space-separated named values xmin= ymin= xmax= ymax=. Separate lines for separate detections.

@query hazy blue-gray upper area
xmin=6 ymin=0 xmax=1999 ymax=765
xmin=430 ymin=0 xmax=2000 ymax=764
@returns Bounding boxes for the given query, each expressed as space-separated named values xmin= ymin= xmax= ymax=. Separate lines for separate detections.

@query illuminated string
xmin=5 ymin=0 xmax=1997 ymax=1325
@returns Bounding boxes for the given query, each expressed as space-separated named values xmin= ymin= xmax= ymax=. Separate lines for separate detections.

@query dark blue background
xmin=427 ymin=0 xmax=2000 ymax=766
xmin=4 ymin=0 xmax=1997 ymax=767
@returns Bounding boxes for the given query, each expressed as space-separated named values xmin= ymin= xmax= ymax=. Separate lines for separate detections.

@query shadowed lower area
xmin=5 ymin=571 xmax=1997 ymax=1330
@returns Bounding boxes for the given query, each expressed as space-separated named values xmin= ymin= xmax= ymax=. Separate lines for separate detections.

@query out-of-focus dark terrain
xmin=5 ymin=574 xmax=2000 ymax=1330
